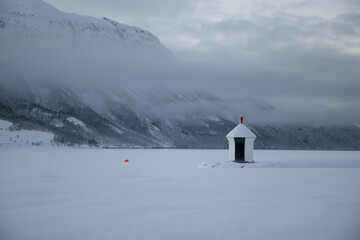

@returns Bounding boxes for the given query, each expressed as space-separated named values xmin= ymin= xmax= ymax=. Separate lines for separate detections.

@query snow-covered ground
xmin=0 ymin=148 xmax=360 ymax=240
xmin=0 ymin=120 xmax=54 ymax=147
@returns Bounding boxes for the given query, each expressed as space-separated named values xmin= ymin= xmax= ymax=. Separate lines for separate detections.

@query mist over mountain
xmin=1 ymin=0 xmax=359 ymax=149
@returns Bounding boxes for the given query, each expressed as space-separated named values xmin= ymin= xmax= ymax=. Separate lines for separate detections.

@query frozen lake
xmin=1 ymin=148 xmax=360 ymax=240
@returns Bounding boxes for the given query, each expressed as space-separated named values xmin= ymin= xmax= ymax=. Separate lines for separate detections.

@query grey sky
xmin=44 ymin=0 xmax=360 ymax=52
xmin=43 ymin=0 xmax=360 ymax=123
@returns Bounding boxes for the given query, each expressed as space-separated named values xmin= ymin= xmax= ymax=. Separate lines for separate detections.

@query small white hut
xmin=226 ymin=115 xmax=256 ymax=162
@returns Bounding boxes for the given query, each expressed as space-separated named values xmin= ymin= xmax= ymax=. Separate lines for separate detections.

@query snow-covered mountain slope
xmin=0 ymin=119 xmax=54 ymax=147
xmin=1 ymin=83 xmax=360 ymax=149
xmin=0 ymin=0 xmax=168 ymax=52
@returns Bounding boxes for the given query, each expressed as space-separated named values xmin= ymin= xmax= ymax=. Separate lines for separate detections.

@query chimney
xmin=240 ymin=115 xmax=243 ymax=124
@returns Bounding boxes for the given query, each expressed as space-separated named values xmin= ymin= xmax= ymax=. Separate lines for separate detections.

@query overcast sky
xmin=43 ymin=0 xmax=360 ymax=123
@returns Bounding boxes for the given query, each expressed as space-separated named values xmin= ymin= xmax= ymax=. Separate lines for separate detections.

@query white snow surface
xmin=66 ymin=117 xmax=90 ymax=132
xmin=0 ymin=119 xmax=54 ymax=146
xmin=0 ymin=0 xmax=168 ymax=55
xmin=0 ymin=148 xmax=360 ymax=240
xmin=0 ymin=119 xmax=12 ymax=129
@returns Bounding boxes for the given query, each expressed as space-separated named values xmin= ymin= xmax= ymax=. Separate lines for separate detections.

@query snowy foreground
xmin=1 ymin=148 xmax=360 ymax=240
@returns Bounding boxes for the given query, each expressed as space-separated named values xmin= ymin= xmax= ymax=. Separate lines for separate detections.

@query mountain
xmin=1 ymin=81 xmax=359 ymax=150
xmin=0 ymin=80 xmax=265 ymax=148
xmin=0 ymin=0 xmax=168 ymax=50
xmin=1 ymin=0 xmax=360 ymax=149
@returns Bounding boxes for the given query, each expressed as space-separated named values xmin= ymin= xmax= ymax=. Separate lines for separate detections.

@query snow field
xmin=0 ymin=148 xmax=360 ymax=240
xmin=66 ymin=117 xmax=90 ymax=132
xmin=0 ymin=120 xmax=54 ymax=146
